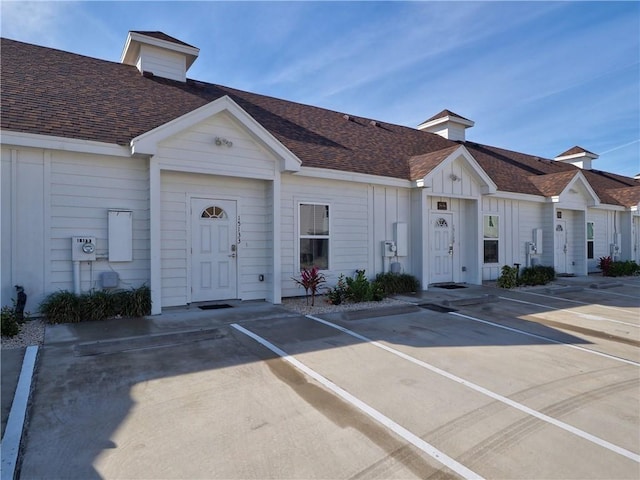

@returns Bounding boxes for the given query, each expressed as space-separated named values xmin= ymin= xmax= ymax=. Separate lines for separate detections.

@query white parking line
xmin=588 ymin=289 xmax=640 ymax=300
xmin=231 ymin=323 xmax=484 ymax=480
xmin=499 ymin=296 xmax=638 ymax=328
xmin=448 ymin=312 xmax=639 ymax=367
xmin=519 ymin=290 xmax=638 ymax=316
xmin=305 ymin=315 xmax=640 ymax=463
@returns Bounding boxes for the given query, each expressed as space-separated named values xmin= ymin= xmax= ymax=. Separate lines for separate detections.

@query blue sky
xmin=2 ymin=1 xmax=639 ymax=176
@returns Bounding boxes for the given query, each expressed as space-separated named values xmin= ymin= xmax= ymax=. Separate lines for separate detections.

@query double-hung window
xmin=299 ymin=203 xmax=329 ymax=270
xmin=483 ymin=214 xmax=499 ymax=263
xmin=587 ymin=222 xmax=594 ymax=259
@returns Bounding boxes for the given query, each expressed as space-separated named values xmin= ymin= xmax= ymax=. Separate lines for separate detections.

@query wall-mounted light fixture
xmin=214 ymin=137 xmax=233 ymax=147
xmin=449 ymin=173 xmax=460 ymax=182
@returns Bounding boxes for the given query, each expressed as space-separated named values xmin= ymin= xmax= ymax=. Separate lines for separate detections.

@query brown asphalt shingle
xmin=1 ymin=37 xmax=638 ymax=207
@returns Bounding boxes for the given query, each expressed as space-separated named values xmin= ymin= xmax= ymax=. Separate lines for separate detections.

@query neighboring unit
xmin=2 ymin=32 xmax=639 ymax=314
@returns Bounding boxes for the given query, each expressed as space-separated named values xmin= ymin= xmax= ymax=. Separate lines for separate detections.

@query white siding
xmin=138 ymin=44 xmax=186 ymax=82
xmin=429 ymin=158 xmax=481 ymax=197
xmin=281 ymin=175 xmax=411 ymax=297
xmin=481 ymin=197 xmax=544 ymax=280
xmin=1 ymin=147 xmax=47 ymax=312
xmin=49 ymin=152 xmax=150 ymax=293
xmin=1 ymin=146 xmax=150 ymax=312
xmin=155 ymin=111 xmax=278 ymax=180
xmin=160 ymin=172 xmax=270 ymax=307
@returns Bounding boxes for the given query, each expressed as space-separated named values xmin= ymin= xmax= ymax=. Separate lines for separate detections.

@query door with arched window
xmin=191 ymin=198 xmax=237 ymax=302
xmin=430 ymin=213 xmax=454 ymax=284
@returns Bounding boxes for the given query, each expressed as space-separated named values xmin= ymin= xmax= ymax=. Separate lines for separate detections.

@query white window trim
xmin=483 ymin=214 xmax=500 ymax=264
xmin=297 ymin=201 xmax=331 ymax=271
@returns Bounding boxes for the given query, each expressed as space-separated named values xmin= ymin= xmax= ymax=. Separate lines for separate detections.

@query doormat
xmin=419 ymin=303 xmax=457 ymax=313
xmin=198 ymin=304 xmax=233 ymax=310
xmin=434 ymin=284 xmax=467 ymax=290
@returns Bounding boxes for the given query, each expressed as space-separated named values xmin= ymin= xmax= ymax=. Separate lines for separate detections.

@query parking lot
xmin=15 ymin=278 xmax=640 ymax=479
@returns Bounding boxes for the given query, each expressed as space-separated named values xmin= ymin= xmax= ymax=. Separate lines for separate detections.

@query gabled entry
xmin=191 ymin=197 xmax=238 ymax=302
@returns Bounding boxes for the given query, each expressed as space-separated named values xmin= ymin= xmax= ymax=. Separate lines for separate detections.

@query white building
xmin=2 ymin=32 xmax=639 ymax=315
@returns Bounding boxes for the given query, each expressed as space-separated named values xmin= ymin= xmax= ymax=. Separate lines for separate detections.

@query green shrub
xmin=80 ymin=290 xmax=114 ymax=322
xmin=519 ymin=265 xmax=556 ymax=286
xmin=374 ymin=272 xmax=420 ymax=295
xmin=40 ymin=290 xmax=81 ymax=324
xmin=40 ymin=285 xmax=151 ymax=324
xmin=123 ymin=285 xmax=152 ymax=317
xmin=346 ymin=270 xmax=374 ymax=302
xmin=606 ymin=260 xmax=640 ymax=277
xmin=1 ymin=305 xmax=20 ymax=337
xmin=496 ymin=265 xmax=519 ymax=289
xmin=343 ymin=270 xmax=385 ymax=303
xmin=327 ymin=274 xmax=348 ymax=305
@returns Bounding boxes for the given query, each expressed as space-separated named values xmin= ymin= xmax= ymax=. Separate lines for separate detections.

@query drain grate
xmin=419 ymin=303 xmax=457 ymax=313
xmin=198 ymin=304 xmax=233 ymax=310
xmin=434 ymin=284 xmax=467 ymax=290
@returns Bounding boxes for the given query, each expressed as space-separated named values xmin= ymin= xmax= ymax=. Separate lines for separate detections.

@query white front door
xmin=430 ymin=213 xmax=454 ymax=284
xmin=191 ymin=198 xmax=238 ymax=302
xmin=555 ymin=220 xmax=568 ymax=274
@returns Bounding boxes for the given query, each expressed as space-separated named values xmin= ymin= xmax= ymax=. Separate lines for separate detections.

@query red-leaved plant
xmin=598 ymin=256 xmax=613 ymax=276
xmin=292 ymin=266 xmax=326 ymax=306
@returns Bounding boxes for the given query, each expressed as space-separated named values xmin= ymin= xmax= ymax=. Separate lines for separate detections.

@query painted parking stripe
xmin=306 ymin=314 xmax=640 ymax=463
xmin=588 ymin=289 xmax=640 ymax=300
xmin=499 ymin=296 xmax=638 ymax=328
xmin=447 ymin=311 xmax=639 ymax=367
xmin=231 ymin=323 xmax=484 ymax=480
xmin=519 ymin=290 xmax=638 ymax=316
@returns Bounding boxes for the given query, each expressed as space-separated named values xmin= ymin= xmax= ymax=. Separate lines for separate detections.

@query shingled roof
xmin=1 ymin=36 xmax=638 ymax=207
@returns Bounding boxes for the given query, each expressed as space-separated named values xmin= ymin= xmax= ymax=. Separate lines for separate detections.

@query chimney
xmin=554 ymin=146 xmax=598 ymax=170
xmin=417 ymin=109 xmax=474 ymax=142
xmin=120 ymin=31 xmax=199 ymax=82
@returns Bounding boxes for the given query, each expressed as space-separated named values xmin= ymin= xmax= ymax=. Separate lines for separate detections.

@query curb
xmin=1 ymin=345 xmax=38 ymax=479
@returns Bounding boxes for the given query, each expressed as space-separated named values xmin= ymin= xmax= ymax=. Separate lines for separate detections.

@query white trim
xmin=130 ymin=95 xmax=301 ymax=173
xmin=420 ymin=145 xmax=497 ymax=195
xmin=271 ymin=174 xmax=282 ymax=303
xmin=491 ymin=190 xmax=547 ymax=203
xmin=297 ymin=201 xmax=331 ymax=271
xmin=418 ymin=114 xmax=475 ymax=130
xmin=294 ymin=166 xmax=412 ymax=188
xmin=560 ymin=171 xmax=600 ymax=206
xmin=0 ymin=130 xmax=131 ymax=157
xmin=149 ymin=157 xmax=162 ymax=315
xmin=121 ymin=31 xmax=200 ymax=69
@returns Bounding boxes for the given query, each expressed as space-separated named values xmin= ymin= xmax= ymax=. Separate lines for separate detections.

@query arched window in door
xmin=201 ymin=206 xmax=227 ymax=219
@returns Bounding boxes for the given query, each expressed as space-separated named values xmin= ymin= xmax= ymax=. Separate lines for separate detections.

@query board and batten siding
xmin=160 ymin=171 xmax=271 ymax=307
xmin=1 ymin=146 xmax=150 ymax=312
xmin=281 ymin=175 xmax=407 ymax=297
xmin=427 ymin=157 xmax=482 ymax=198
xmin=481 ymin=197 xmax=543 ymax=280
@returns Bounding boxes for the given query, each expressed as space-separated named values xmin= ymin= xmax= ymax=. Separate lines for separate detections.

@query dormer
xmin=417 ymin=109 xmax=474 ymax=142
xmin=555 ymin=146 xmax=599 ymax=170
xmin=120 ymin=31 xmax=199 ymax=82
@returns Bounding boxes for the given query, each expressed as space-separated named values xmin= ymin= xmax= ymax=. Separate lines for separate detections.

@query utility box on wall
xmin=108 ymin=210 xmax=133 ymax=262
xmin=393 ymin=222 xmax=408 ymax=257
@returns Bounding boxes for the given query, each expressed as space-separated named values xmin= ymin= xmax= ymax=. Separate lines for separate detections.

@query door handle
xmin=448 ymin=244 xmax=454 ymax=255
